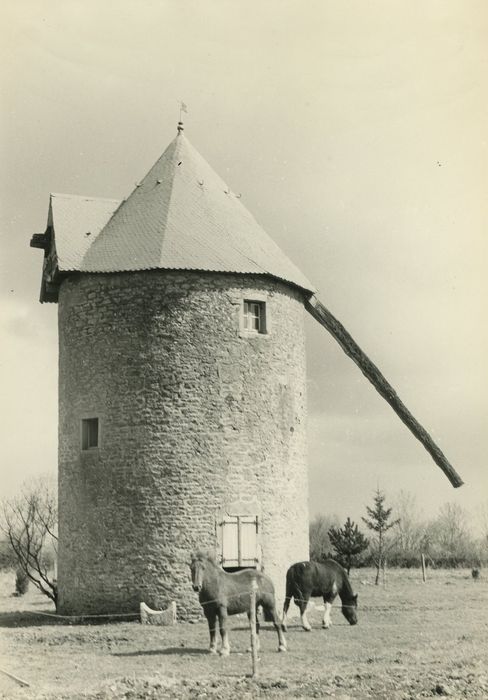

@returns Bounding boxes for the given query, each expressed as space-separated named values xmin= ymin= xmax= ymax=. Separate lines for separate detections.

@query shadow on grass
xmin=0 ymin=611 xmax=61 ymax=628
xmin=113 ymin=647 xmax=209 ymax=657
xmin=232 ymin=623 xmax=314 ymax=632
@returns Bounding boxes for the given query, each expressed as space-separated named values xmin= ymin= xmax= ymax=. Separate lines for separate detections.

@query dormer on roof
xmin=30 ymin=193 xmax=122 ymax=302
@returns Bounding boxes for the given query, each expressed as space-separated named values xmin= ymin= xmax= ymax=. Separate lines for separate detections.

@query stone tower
xmin=31 ymin=124 xmax=315 ymax=617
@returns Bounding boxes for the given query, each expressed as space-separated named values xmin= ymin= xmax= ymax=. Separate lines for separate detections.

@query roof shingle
xmin=50 ymin=193 xmax=121 ymax=270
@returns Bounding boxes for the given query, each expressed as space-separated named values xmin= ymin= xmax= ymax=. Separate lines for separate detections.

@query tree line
xmin=1 ymin=477 xmax=487 ymax=605
xmin=311 ymin=488 xmax=488 ymax=578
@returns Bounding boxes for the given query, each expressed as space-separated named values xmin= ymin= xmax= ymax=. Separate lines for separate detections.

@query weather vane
xmin=178 ymin=101 xmax=188 ymax=132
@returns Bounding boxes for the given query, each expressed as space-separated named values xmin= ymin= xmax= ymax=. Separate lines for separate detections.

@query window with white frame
xmin=242 ymin=300 xmax=266 ymax=334
xmin=81 ymin=418 xmax=99 ymax=450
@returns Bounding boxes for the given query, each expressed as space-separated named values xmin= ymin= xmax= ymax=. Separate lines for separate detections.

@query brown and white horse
xmin=282 ymin=559 xmax=358 ymax=631
xmin=190 ymin=551 xmax=286 ymax=655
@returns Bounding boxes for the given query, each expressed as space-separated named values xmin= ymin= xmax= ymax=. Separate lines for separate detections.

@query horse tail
xmin=282 ymin=566 xmax=294 ymax=611
xmin=285 ymin=564 xmax=297 ymax=598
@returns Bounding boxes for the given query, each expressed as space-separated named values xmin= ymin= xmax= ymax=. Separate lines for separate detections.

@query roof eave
xmin=62 ymin=264 xmax=315 ymax=296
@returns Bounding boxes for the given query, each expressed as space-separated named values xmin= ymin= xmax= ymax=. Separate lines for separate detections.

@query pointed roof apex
xmin=80 ymin=133 xmax=315 ymax=293
xmin=32 ymin=131 xmax=315 ymax=301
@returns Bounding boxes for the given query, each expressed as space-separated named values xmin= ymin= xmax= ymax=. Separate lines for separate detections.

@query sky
xmin=1 ymin=0 xmax=487 ymax=532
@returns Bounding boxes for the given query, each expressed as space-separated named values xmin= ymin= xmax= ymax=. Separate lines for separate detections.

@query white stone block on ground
xmin=140 ymin=601 xmax=177 ymax=625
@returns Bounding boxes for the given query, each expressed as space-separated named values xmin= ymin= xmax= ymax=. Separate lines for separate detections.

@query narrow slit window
xmin=81 ymin=418 xmax=99 ymax=450
xmin=243 ymin=301 xmax=266 ymax=334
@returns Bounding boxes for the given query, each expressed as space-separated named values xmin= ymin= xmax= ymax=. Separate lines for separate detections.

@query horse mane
xmin=191 ymin=549 xmax=218 ymax=565
xmin=338 ymin=567 xmax=356 ymax=603
xmin=320 ymin=559 xmax=357 ymax=603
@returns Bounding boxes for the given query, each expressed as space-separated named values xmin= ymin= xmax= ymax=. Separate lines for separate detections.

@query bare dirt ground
xmin=0 ymin=568 xmax=487 ymax=699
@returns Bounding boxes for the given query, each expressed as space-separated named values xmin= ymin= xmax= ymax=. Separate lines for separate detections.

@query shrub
xmin=0 ymin=539 xmax=17 ymax=570
xmin=14 ymin=567 xmax=29 ymax=596
xmin=328 ymin=517 xmax=369 ymax=573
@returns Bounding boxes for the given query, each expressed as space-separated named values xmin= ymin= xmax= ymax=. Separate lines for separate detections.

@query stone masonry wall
xmin=57 ymin=270 xmax=309 ymax=618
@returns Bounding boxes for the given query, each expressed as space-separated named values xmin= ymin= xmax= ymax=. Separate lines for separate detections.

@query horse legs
xmin=322 ymin=600 xmax=332 ymax=629
xmin=298 ymin=596 xmax=312 ymax=631
xmin=217 ymin=606 xmax=230 ymax=656
xmin=247 ymin=609 xmax=261 ymax=652
xmin=272 ymin=606 xmax=287 ymax=651
xmin=262 ymin=603 xmax=287 ymax=652
xmin=322 ymin=593 xmax=337 ymax=629
xmin=281 ymin=595 xmax=291 ymax=632
xmin=205 ymin=610 xmax=218 ymax=653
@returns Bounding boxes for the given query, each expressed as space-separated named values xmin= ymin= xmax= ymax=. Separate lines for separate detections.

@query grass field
xmin=0 ymin=568 xmax=487 ymax=699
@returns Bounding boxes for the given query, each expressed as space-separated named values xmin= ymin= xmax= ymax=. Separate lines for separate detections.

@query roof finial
xmin=178 ymin=101 xmax=188 ymax=133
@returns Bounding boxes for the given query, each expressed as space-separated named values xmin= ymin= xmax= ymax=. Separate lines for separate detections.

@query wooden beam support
xmin=30 ymin=232 xmax=49 ymax=250
xmin=305 ymin=295 xmax=463 ymax=488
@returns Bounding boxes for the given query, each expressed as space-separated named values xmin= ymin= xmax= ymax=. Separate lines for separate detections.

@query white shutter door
xmin=221 ymin=515 xmax=258 ymax=568
xmin=221 ymin=516 xmax=239 ymax=567
xmin=240 ymin=516 xmax=258 ymax=566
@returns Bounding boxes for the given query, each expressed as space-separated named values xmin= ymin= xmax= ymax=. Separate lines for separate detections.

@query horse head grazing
xmin=282 ymin=560 xmax=358 ymax=632
xmin=341 ymin=593 xmax=358 ymax=625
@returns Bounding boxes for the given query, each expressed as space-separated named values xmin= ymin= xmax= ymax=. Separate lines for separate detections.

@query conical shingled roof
xmin=80 ymin=131 xmax=315 ymax=293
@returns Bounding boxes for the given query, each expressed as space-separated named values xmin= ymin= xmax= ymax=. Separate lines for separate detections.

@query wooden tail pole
xmin=305 ymin=296 xmax=464 ymax=488
xmin=249 ymin=579 xmax=259 ymax=678
xmin=421 ymin=553 xmax=427 ymax=582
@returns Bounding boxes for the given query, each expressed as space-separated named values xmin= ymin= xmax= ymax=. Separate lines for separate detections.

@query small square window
xmin=81 ymin=418 xmax=99 ymax=450
xmin=243 ymin=301 xmax=266 ymax=334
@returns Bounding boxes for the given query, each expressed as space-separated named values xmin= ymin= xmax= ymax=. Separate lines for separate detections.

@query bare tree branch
xmin=1 ymin=475 xmax=58 ymax=608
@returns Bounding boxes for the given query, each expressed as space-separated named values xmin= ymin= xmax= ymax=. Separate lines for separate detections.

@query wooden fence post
xmin=421 ymin=553 xmax=426 ymax=582
xmin=249 ymin=579 xmax=259 ymax=678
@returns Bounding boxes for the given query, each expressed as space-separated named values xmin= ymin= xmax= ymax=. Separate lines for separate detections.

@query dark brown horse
xmin=282 ymin=559 xmax=358 ymax=631
xmin=190 ymin=551 xmax=286 ymax=655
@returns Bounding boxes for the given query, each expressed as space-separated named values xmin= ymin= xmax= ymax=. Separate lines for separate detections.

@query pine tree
xmin=328 ymin=517 xmax=369 ymax=574
xmin=362 ymin=488 xmax=399 ymax=585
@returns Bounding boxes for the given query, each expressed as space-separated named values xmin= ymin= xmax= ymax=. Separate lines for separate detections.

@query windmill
xmin=30 ymin=121 xmax=462 ymax=617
